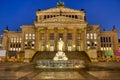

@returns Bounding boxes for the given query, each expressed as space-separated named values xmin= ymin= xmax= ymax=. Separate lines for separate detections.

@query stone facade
xmin=1 ymin=2 xmax=119 ymax=61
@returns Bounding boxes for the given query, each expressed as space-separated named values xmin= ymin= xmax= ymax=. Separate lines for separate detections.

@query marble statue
xmin=53 ymin=38 xmax=68 ymax=61
xmin=58 ymin=38 xmax=64 ymax=51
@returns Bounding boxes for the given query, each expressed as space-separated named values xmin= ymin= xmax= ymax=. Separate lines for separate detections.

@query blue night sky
xmin=0 ymin=0 xmax=120 ymax=37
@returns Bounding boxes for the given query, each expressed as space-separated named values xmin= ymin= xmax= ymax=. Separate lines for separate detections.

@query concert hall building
xmin=1 ymin=2 xmax=119 ymax=61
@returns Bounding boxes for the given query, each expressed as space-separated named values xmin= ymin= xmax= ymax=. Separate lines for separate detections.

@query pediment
xmin=42 ymin=16 xmax=84 ymax=23
xmin=41 ymin=7 xmax=81 ymax=13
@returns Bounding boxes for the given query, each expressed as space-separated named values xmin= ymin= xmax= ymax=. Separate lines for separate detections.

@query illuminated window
xmin=87 ymin=41 xmax=90 ymax=44
xmin=87 ymin=46 xmax=90 ymax=49
xmin=25 ymin=34 xmax=28 ymax=36
xmin=76 ymin=41 xmax=80 ymax=46
xmin=32 ymin=34 xmax=35 ymax=39
xmin=16 ymin=48 xmax=18 ymax=51
xmin=19 ymin=48 xmax=21 ymax=51
xmin=20 ymin=38 xmax=22 ymax=42
xmin=11 ymin=38 xmax=13 ymax=42
xmin=29 ymin=34 xmax=31 ymax=36
xmin=41 ymin=33 xmax=44 ymax=40
xmin=14 ymin=38 xmax=16 ymax=42
xmin=101 ymin=48 xmax=103 ymax=50
xmin=77 ymin=33 xmax=81 ymax=40
xmin=10 ymin=48 xmax=12 ymax=51
xmin=94 ymin=33 xmax=97 ymax=39
xmin=94 ymin=41 xmax=97 ymax=46
xmin=90 ymin=33 xmax=93 ymax=39
xmin=87 ymin=34 xmax=89 ymax=39
xmin=25 ymin=36 xmax=28 ymax=40
xmin=13 ymin=48 xmax=15 ymax=51
xmin=32 ymin=41 xmax=35 ymax=44
xmin=29 ymin=36 xmax=31 ymax=39
xmin=17 ymin=38 xmax=19 ymax=42
xmin=106 ymin=47 xmax=109 ymax=50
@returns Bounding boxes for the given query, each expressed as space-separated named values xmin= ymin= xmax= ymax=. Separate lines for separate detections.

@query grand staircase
xmin=31 ymin=51 xmax=91 ymax=63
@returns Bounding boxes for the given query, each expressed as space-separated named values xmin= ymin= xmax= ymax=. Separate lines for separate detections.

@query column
xmin=54 ymin=28 xmax=58 ymax=51
xmin=64 ymin=28 xmax=67 ymax=51
xmin=73 ymin=28 xmax=77 ymax=51
xmin=35 ymin=28 xmax=40 ymax=51
xmin=44 ymin=27 xmax=48 ymax=51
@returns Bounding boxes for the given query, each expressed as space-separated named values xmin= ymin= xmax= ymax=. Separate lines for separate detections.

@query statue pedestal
xmin=53 ymin=51 xmax=68 ymax=61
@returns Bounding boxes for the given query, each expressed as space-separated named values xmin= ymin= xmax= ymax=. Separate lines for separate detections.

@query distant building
xmin=1 ymin=2 xmax=119 ymax=61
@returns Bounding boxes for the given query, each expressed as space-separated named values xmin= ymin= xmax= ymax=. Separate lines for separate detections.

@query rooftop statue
xmin=57 ymin=1 xmax=64 ymax=7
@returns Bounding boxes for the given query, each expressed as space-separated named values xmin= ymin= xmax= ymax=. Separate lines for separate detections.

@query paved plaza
xmin=0 ymin=62 xmax=120 ymax=80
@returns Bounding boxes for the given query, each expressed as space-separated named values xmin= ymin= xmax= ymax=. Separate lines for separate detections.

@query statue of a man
xmin=58 ymin=38 xmax=64 ymax=51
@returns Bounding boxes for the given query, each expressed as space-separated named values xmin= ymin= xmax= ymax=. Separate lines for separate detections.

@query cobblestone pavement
xmin=0 ymin=62 xmax=120 ymax=80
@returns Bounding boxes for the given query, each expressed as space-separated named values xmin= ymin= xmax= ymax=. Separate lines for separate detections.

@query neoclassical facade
xmin=1 ymin=2 xmax=119 ymax=61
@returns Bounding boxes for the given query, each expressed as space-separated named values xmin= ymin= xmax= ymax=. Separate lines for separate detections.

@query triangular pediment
xmin=41 ymin=7 xmax=81 ymax=13
xmin=42 ymin=16 xmax=84 ymax=23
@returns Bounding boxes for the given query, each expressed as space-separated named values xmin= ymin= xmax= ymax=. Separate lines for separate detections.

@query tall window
xmin=100 ymin=37 xmax=103 ymax=42
xmin=76 ymin=41 xmax=80 ymax=46
xmin=87 ymin=34 xmax=89 ymax=39
xmin=50 ymin=33 xmax=54 ymax=40
xmin=67 ymin=33 xmax=72 ymax=40
xmin=41 ymin=33 xmax=44 ymax=40
xmin=59 ymin=33 xmax=63 ymax=39
xmin=90 ymin=33 xmax=93 ymax=39
xmin=77 ymin=33 xmax=81 ymax=40
xmin=94 ymin=33 xmax=97 ymax=39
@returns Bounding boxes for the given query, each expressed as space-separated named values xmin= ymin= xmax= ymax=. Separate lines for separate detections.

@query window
xmin=103 ymin=37 xmax=105 ymax=42
xmin=94 ymin=33 xmax=97 ymax=39
xmin=44 ymin=16 xmax=46 ymax=19
xmin=77 ymin=33 xmax=81 ymax=40
xmin=41 ymin=33 xmax=44 ymax=40
xmin=75 ymin=15 xmax=78 ymax=19
xmin=87 ymin=34 xmax=89 ymax=39
xmin=25 ymin=36 xmax=28 ymax=40
xmin=67 ymin=33 xmax=72 ymax=40
xmin=90 ymin=33 xmax=93 ymax=39
xmin=76 ymin=41 xmax=80 ymax=46
xmin=11 ymin=38 xmax=13 ymax=42
xmin=68 ymin=41 xmax=72 ymax=46
xmin=14 ymin=38 xmax=16 ymax=43
xmin=101 ymin=44 xmax=103 ymax=47
xmin=109 ymin=37 xmax=111 ymax=42
xmin=41 ymin=41 xmax=45 ymax=46
xmin=50 ymin=41 xmax=54 ymax=46
xmin=59 ymin=33 xmax=63 ymax=39
xmin=50 ymin=33 xmax=54 ymax=40
xmin=101 ymin=37 xmax=103 ymax=42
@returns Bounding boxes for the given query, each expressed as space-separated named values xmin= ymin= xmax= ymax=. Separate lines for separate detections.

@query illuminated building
xmin=1 ymin=2 xmax=119 ymax=61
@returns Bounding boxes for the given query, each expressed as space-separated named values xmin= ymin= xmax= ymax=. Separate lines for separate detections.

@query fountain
xmin=36 ymin=38 xmax=85 ymax=68
xmin=53 ymin=38 xmax=68 ymax=61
